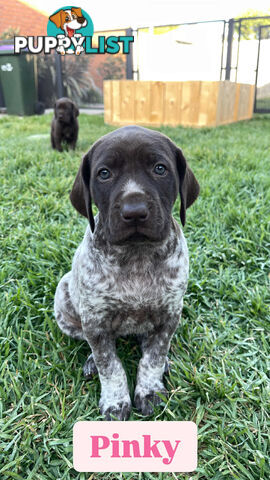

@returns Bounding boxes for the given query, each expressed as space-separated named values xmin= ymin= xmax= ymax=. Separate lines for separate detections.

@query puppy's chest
xmin=79 ymin=252 xmax=188 ymax=334
xmin=61 ymin=125 xmax=74 ymax=139
xmin=106 ymin=269 xmax=175 ymax=303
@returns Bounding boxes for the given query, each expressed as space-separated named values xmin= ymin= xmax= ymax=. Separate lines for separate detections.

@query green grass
xmin=0 ymin=113 xmax=269 ymax=480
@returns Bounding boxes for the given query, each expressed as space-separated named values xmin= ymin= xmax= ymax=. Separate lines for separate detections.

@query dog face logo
xmin=47 ymin=6 xmax=93 ymax=55
xmin=49 ymin=7 xmax=87 ymax=38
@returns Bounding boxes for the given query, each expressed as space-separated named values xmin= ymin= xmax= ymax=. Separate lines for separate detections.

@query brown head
xmin=49 ymin=8 xmax=87 ymax=33
xmin=54 ymin=97 xmax=79 ymax=124
xmin=70 ymin=126 xmax=199 ymax=244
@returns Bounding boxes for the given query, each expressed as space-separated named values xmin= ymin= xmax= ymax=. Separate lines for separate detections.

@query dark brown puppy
xmin=51 ymin=97 xmax=79 ymax=152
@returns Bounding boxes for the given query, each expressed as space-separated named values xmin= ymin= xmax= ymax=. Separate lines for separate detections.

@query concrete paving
xmin=45 ymin=108 xmax=104 ymax=115
xmin=0 ymin=107 xmax=104 ymax=117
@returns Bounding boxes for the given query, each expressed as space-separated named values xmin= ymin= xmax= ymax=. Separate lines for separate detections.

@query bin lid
xmin=0 ymin=44 xmax=14 ymax=54
xmin=0 ymin=43 xmax=28 ymax=54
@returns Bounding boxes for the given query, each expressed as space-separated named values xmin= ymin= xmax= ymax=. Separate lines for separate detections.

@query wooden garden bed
xmin=104 ymin=80 xmax=255 ymax=128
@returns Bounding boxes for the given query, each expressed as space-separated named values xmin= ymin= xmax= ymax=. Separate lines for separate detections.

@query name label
xmin=73 ymin=421 xmax=197 ymax=472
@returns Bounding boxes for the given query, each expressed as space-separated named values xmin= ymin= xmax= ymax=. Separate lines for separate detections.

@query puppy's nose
xmin=77 ymin=16 xmax=85 ymax=24
xmin=121 ymin=202 xmax=149 ymax=223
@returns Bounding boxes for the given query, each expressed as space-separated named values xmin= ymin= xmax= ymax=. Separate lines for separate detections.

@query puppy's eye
xmin=98 ymin=168 xmax=111 ymax=180
xmin=154 ymin=164 xmax=167 ymax=175
xmin=72 ymin=14 xmax=76 ymax=19
xmin=65 ymin=16 xmax=69 ymax=21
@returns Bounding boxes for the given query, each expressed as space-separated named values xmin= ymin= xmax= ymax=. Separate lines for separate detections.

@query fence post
xmin=253 ymin=25 xmax=262 ymax=113
xmin=55 ymin=51 xmax=64 ymax=98
xmin=125 ymin=27 xmax=133 ymax=79
xmin=225 ymin=18 xmax=234 ymax=80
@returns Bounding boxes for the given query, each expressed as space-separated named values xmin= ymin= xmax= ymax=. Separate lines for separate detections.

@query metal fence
xmin=133 ymin=16 xmax=270 ymax=113
xmin=134 ymin=21 xmax=225 ymax=82
xmin=254 ymin=24 xmax=270 ymax=112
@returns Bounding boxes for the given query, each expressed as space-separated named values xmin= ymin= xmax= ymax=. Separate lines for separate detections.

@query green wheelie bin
xmin=0 ymin=42 xmax=43 ymax=115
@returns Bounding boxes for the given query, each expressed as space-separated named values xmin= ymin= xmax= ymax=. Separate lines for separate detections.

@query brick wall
xmin=1 ymin=0 xmax=48 ymax=37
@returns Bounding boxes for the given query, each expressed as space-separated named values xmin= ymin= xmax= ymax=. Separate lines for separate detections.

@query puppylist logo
xmin=14 ymin=6 xmax=133 ymax=55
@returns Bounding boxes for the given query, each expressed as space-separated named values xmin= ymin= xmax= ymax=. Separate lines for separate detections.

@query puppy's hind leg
xmin=54 ymin=273 xmax=98 ymax=379
xmin=54 ymin=272 xmax=84 ymax=341
xmin=51 ymin=131 xmax=56 ymax=149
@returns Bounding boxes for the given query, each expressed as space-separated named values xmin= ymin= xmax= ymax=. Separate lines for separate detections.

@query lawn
xmin=0 ymin=113 xmax=269 ymax=480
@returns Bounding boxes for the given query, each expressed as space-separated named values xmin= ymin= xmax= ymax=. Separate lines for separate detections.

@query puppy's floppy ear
xmin=175 ymin=148 xmax=200 ymax=226
xmin=69 ymin=151 xmax=95 ymax=232
xmin=49 ymin=10 xmax=64 ymax=28
xmin=71 ymin=7 xmax=83 ymax=17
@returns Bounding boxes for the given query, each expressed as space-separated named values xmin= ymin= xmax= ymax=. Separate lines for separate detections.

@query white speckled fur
xmin=122 ymin=179 xmax=145 ymax=197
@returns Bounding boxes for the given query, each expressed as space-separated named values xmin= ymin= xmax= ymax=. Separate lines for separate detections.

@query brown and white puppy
xmin=54 ymin=126 xmax=199 ymax=420
xmin=49 ymin=8 xmax=87 ymax=38
xmin=51 ymin=98 xmax=79 ymax=152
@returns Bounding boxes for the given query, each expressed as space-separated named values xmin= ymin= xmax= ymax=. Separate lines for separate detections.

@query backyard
xmin=0 ymin=113 xmax=269 ymax=479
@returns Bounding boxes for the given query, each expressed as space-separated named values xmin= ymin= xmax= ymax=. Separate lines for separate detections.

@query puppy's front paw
xmin=134 ymin=387 xmax=167 ymax=416
xmin=100 ymin=398 xmax=131 ymax=421
xmin=83 ymin=354 xmax=98 ymax=379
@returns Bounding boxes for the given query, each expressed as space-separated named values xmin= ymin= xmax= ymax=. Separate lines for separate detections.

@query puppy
xmin=49 ymin=7 xmax=87 ymax=37
xmin=54 ymin=126 xmax=199 ymax=420
xmin=51 ymin=98 xmax=79 ymax=152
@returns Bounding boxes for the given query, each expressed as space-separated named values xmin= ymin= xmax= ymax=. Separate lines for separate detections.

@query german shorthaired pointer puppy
xmin=54 ymin=125 xmax=199 ymax=420
xmin=51 ymin=97 xmax=79 ymax=152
